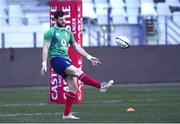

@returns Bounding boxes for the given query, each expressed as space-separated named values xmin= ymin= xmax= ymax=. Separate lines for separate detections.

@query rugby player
xmin=41 ymin=10 xmax=113 ymax=119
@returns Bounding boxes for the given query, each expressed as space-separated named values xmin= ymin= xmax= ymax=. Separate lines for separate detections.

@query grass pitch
xmin=0 ymin=83 xmax=180 ymax=123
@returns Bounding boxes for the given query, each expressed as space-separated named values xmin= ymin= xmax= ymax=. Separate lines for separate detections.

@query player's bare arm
xmin=71 ymin=42 xmax=101 ymax=66
xmin=41 ymin=41 xmax=50 ymax=76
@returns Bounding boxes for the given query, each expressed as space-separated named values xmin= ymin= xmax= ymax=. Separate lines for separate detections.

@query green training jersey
xmin=43 ymin=26 xmax=76 ymax=60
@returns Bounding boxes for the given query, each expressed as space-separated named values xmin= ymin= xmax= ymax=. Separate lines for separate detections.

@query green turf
xmin=0 ymin=83 xmax=180 ymax=123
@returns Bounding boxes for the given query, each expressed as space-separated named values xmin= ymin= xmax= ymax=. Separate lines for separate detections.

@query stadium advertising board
xmin=49 ymin=0 xmax=84 ymax=104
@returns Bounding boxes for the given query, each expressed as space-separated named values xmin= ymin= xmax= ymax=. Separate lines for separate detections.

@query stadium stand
xmin=83 ymin=2 xmax=96 ymax=19
xmin=0 ymin=0 xmax=8 ymax=26
xmin=166 ymin=0 xmax=180 ymax=6
xmin=0 ymin=8 xmax=8 ymax=26
xmin=109 ymin=0 xmax=127 ymax=24
xmin=126 ymin=7 xmax=139 ymax=24
xmin=26 ymin=14 xmax=40 ymax=25
xmin=156 ymin=2 xmax=171 ymax=44
xmin=141 ymin=0 xmax=154 ymax=2
xmin=109 ymin=0 xmax=125 ymax=8
xmin=8 ymin=5 xmax=24 ymax=26
xmin=173 ymin=12 xmax=180 ymax=25
xmin=0 ymin=0 xmax=48 ymax=48
xmin=0 ymin=0 xmax=8 ymax=9
xmin=111 ymin=8 xmax=127 ymax=24
xmin=126 ymin=0 xmax=140 ymax=7
xmin=141 ymin=2 xmax=157 ymax=16
xmin=0 ymin=0 xmax=179 ymax=48
xmin=94 ymin=0 xmax=109 ymax=25
xmin=157 ymin=2 xmax=171 ymax=17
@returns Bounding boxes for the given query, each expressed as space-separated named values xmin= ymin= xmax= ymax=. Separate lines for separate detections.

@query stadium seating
xmin=156 ymin=2 xmax=171 ymax=24
xmin=95 ymin=3 xmax=109 ymax=25
xmin=173 ymin=12 xmax=180 ymax=25
xmin=140 ymin=0 xmax=154 ymax=3
xmin=157 ymin=3 xmax=171 ymax=16
xmin=111 ymin=8 xmax=127 ymax=24
xmin=3 ymin=26 xmax=45 ymax=48
xmin=84 ymin=0 xmax=92 ymax=3
xmin=125 ymin=0 xmax=140 ymax=24
xmin=94 ymin=0 xmax=108 ymax=3
xmin=126 ymin=7 xmax=139 ymax=24
xmin=8 ymin=5 xmax=24 ymax=26
xmin=0 ymin=0 xmax=179 ymax=48
xmin=125 ymin=0 xmax=140 ymax=7
xmin=126 ymin=7 xmax=139 ymax=15
xmin=141 ymin=2 xmax=157 ymax=16
xmin=166 ymin=0 xmax=180 ymax=6
xmin=0 ymin=0 xmax=8 ymax=26
xmin=0 ymin=0 xmax=49 ymax=48
xmin=127 ymin=16 xmax=139 ymax=24
xmin=109 ymin=0 xmax=125 ymax=8
xmin=109 ymin=0 xmax=127 ymax=24
xmin=0 ymin=8 xmax=8 ymax=26
xmin=0 ymin=0 xmax=8 ymax=9
xmin=25 ymin=13 xmax=40 ymax=25
xmin=83 ymin=3 xmax=97 ymax=19
xmin=6 ymin=0 xmax=39 ymax=6
xmin=112 ymin=16 xmax=127 ymax=24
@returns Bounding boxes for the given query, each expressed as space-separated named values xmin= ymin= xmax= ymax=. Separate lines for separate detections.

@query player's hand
xmin=88 ymin=56 xmax=101 ymax=66
xmin=41 ymin=61 xmax=47 ymax=76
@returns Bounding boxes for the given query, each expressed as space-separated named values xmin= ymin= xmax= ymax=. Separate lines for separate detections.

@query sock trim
xmin=79 ymin=73 xmax=85 ymax=80
xmin=67 ymin=92 xmax=76 ymax=98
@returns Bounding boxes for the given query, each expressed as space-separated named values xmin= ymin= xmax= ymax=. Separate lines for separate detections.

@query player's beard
xmin=57 ymin=21 xmax=64 ymax=28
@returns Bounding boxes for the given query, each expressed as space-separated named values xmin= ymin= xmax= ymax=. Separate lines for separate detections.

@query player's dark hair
xmin=54 ymin=11 xmax=64 ymax=19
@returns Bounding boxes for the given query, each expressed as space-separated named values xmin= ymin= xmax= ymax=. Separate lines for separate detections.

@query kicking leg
xmin=65 ymin=65 xmax=101 ymax=88
xmin=65 ymin=65 xmax=114 ymax=92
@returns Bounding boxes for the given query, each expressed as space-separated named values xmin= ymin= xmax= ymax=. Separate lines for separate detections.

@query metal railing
xmin=167 ymin=18 xmax=180 ymax=44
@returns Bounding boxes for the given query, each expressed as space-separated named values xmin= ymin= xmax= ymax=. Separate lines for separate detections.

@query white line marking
xmin=0 ymin=100 xmax=123 ymax=107
xmin=85 ymin=100 xmax=122 ymax=104
xmin=0 ymin=103 xmax=48 ymax=107
xmin=103 ymin=100 xmax=122 ymax=103
xmin=0 ymin=112 xmax=78 ymax=118
xmin=0 ymin=112 xmax=62 ymax=117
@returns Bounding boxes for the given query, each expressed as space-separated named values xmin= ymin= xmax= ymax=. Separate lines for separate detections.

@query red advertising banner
xmin=49 ymin=0 xmax=84 ymax=104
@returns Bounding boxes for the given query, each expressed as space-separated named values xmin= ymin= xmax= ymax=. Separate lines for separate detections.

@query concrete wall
xmin=83 ymin=46 xmax=180 ymax=84
xmin=0 ymin=45 xmax=180 ymax=87
xmin=0 ymin=48 xmax=48 ymax=87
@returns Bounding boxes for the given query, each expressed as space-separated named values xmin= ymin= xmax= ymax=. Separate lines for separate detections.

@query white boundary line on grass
xmin=0 ymin=112 xmax=79 ymax=117
xmin=0 ymin=100 xmax=123 ymax=107
xmin=0 ymin=112 xmax=63 ymax=117
xmin=0 ymin=100 xmax=123 ymax=117
xmin=0 ymin=103 xmax=48 ymax=107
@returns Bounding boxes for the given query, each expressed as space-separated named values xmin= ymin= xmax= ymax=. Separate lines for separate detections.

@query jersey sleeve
xmin=69 ymin=32 xmax=76 ymax=44
xmin=43 ymin=29 xmax=54 ymax=43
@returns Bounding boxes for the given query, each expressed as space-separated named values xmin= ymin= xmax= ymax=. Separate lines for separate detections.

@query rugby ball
xmin=115 ymin=35 xmax=130 ymax=48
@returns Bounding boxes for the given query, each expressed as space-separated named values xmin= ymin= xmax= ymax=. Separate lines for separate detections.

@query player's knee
xmin=75 ymin=69 xmax=83 ymax=77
